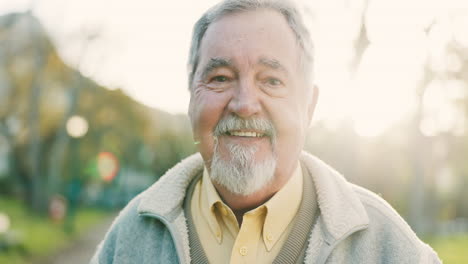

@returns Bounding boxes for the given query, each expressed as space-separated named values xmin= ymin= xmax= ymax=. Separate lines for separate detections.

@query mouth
xmin=226 ymin=130 xmax=266 ymax=138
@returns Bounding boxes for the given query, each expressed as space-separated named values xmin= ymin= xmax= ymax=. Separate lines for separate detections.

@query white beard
xmin=210 ymin=139 xmax=277 ymax=196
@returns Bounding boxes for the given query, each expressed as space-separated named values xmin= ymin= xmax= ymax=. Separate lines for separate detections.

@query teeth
xmin=229 ymin=131 xmax=264 ymax=137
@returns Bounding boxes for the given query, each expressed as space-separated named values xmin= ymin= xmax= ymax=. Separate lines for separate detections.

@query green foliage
xmin=426 ymin=235 xmax=468 ymax=264
xmin=0 ymin=198 xmax=109 ymax=264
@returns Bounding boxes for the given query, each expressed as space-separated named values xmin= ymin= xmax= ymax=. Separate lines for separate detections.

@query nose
xmin=227 ymin=79 xmax=261 ymax=118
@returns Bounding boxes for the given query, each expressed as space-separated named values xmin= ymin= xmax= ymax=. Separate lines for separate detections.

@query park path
xmin=36 ymin=214 xmax=116 ymax=264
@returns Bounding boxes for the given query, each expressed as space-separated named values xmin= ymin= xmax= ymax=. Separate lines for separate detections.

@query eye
xmin=212 ymin=75 xmax=229 ymax=82
xmin=206 ymin=74 xmax=233 ymax=92
xmin=266 ymin=78 xmax=282 ymax=86
xmin=259 ymin=75 xmax=287 ymax=97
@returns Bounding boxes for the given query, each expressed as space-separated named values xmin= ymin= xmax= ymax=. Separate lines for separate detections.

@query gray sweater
xmin=90 ymin=152 xmax=441 ymax=264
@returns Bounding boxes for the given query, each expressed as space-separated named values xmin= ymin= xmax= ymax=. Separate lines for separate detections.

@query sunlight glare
xmin=351 ymin=41 xmax=426 ymax=137
xmin=452 ymin=14 xmax=468 ymax=47
xmin=365 ymin=0 xmax=434 ymax=44
xmin=310 ymin=0 xmax=365 ymax=122
xmin=420 ymin=79 xmax=467 ymax=137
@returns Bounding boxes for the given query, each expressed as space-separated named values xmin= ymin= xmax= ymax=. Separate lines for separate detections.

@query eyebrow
xmin=199 ymin=56 xmax=287 ymax=80
xmin=200 ymin=57 xmax=232 ymax=80
xmin=258 ymin=57 xmax=287 ymax=73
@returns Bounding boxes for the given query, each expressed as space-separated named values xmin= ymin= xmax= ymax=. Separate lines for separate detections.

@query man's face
xmin=189 ymin=9 xmax=317 ymax=194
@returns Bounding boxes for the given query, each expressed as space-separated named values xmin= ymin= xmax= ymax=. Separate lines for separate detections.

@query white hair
xmin=210 ymin=137 xmax=277 ymax=196
xmin=209 ymin=114 xmax=277 ymax=196
xmin=187 ymin=0 xmax=313 ymax=88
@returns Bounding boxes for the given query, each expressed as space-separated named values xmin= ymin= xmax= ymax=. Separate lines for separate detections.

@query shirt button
xmin=266 ymin=234 xmax=273 ymax=241
xmin=239 ymin=246 xmax=248 ymax=256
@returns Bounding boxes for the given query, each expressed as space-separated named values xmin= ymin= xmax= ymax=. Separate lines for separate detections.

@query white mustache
xmin=213 ymin=115 xmax=276 ymax=139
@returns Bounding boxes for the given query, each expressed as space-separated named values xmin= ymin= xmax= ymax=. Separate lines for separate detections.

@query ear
xmin=306 ymin=85 xmax=319 ymax=128
xmin=187 ymin=95 xmax=197 ymax=139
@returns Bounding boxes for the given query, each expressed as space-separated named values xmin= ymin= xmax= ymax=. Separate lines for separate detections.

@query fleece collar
xmin=300 ymin=153 xmax=369 ymax=241
xmin=137 ymin=153 xmax=204 ymax=220
xmin=137 ymin=151 xmax=369 ymax=240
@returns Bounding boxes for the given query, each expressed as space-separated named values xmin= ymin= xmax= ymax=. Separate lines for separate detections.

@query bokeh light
xmin=66 ymin=115 xmax=89 ymax=138
xmin=0 ymin=212 xmax=11 ymax=233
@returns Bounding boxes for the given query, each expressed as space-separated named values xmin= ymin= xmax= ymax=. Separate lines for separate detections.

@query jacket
xmin=90 ymin=152 xmax=441 ymax=264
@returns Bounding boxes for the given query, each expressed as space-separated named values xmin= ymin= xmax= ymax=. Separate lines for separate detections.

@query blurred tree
xmin=47 ymin=29 xmax=100 ymax=201
xmin=305 ymin=0 xmax=468 ymax=236
xmin=0 ymin=12 xmax=196 ymax=213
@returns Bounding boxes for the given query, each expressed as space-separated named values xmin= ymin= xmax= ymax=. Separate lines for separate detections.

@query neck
xmin=212 ymin=174 xmax=289 ymax=225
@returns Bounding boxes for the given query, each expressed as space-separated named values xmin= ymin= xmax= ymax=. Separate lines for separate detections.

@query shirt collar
xmin=200 ymin=162 xmax=303 ymax=249
xmin=201 ymin=168 xmax=226 ymax=243
xmin=263 ymin=162 xmax=303 ymax=251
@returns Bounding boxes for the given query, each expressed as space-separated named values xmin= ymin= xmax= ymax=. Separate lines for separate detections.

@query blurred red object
xmin=98 ymin=152 xmax=119 ymax=183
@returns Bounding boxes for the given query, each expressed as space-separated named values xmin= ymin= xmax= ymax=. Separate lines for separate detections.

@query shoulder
xmin=91 ymin=153 xmax=204 ymax=263
xmin=101 ymin=194 xmax=155 ymax=239
xmin=90 ymin=193 xmax=176 ymax=263
xmin=352 ymin=183 xmax=415 ymax=238
xmin=346 ymin=184 xmax=441 ymax=263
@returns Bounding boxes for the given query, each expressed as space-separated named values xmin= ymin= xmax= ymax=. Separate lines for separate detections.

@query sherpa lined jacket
xmin=90 ymin=152 xmax=441 ymax=264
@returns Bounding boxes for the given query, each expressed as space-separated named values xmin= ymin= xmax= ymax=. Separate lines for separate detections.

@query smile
xmin=227 ymin=130 xmax=265 ymax=137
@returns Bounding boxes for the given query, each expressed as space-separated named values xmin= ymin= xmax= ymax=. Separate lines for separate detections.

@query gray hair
xmin=187 ymin=0 xmax=313 ymax=88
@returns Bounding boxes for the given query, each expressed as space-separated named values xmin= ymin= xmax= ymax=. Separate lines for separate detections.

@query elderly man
xmin=91 ymin=0 xmax=441 ymax=263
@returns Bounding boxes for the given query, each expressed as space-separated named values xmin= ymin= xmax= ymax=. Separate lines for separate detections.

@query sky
xmin=0 ymin=0 xmax=219 ymax=115
xmin=1 ymin=0 xmax=467 ymax=137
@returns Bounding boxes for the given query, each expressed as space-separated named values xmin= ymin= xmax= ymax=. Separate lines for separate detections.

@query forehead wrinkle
xmin=201 ymin=57 xmax=234 ymax=79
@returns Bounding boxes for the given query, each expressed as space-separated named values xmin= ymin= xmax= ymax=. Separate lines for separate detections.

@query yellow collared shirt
xmin=190 ymin=163 xmax=303 ymax=263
